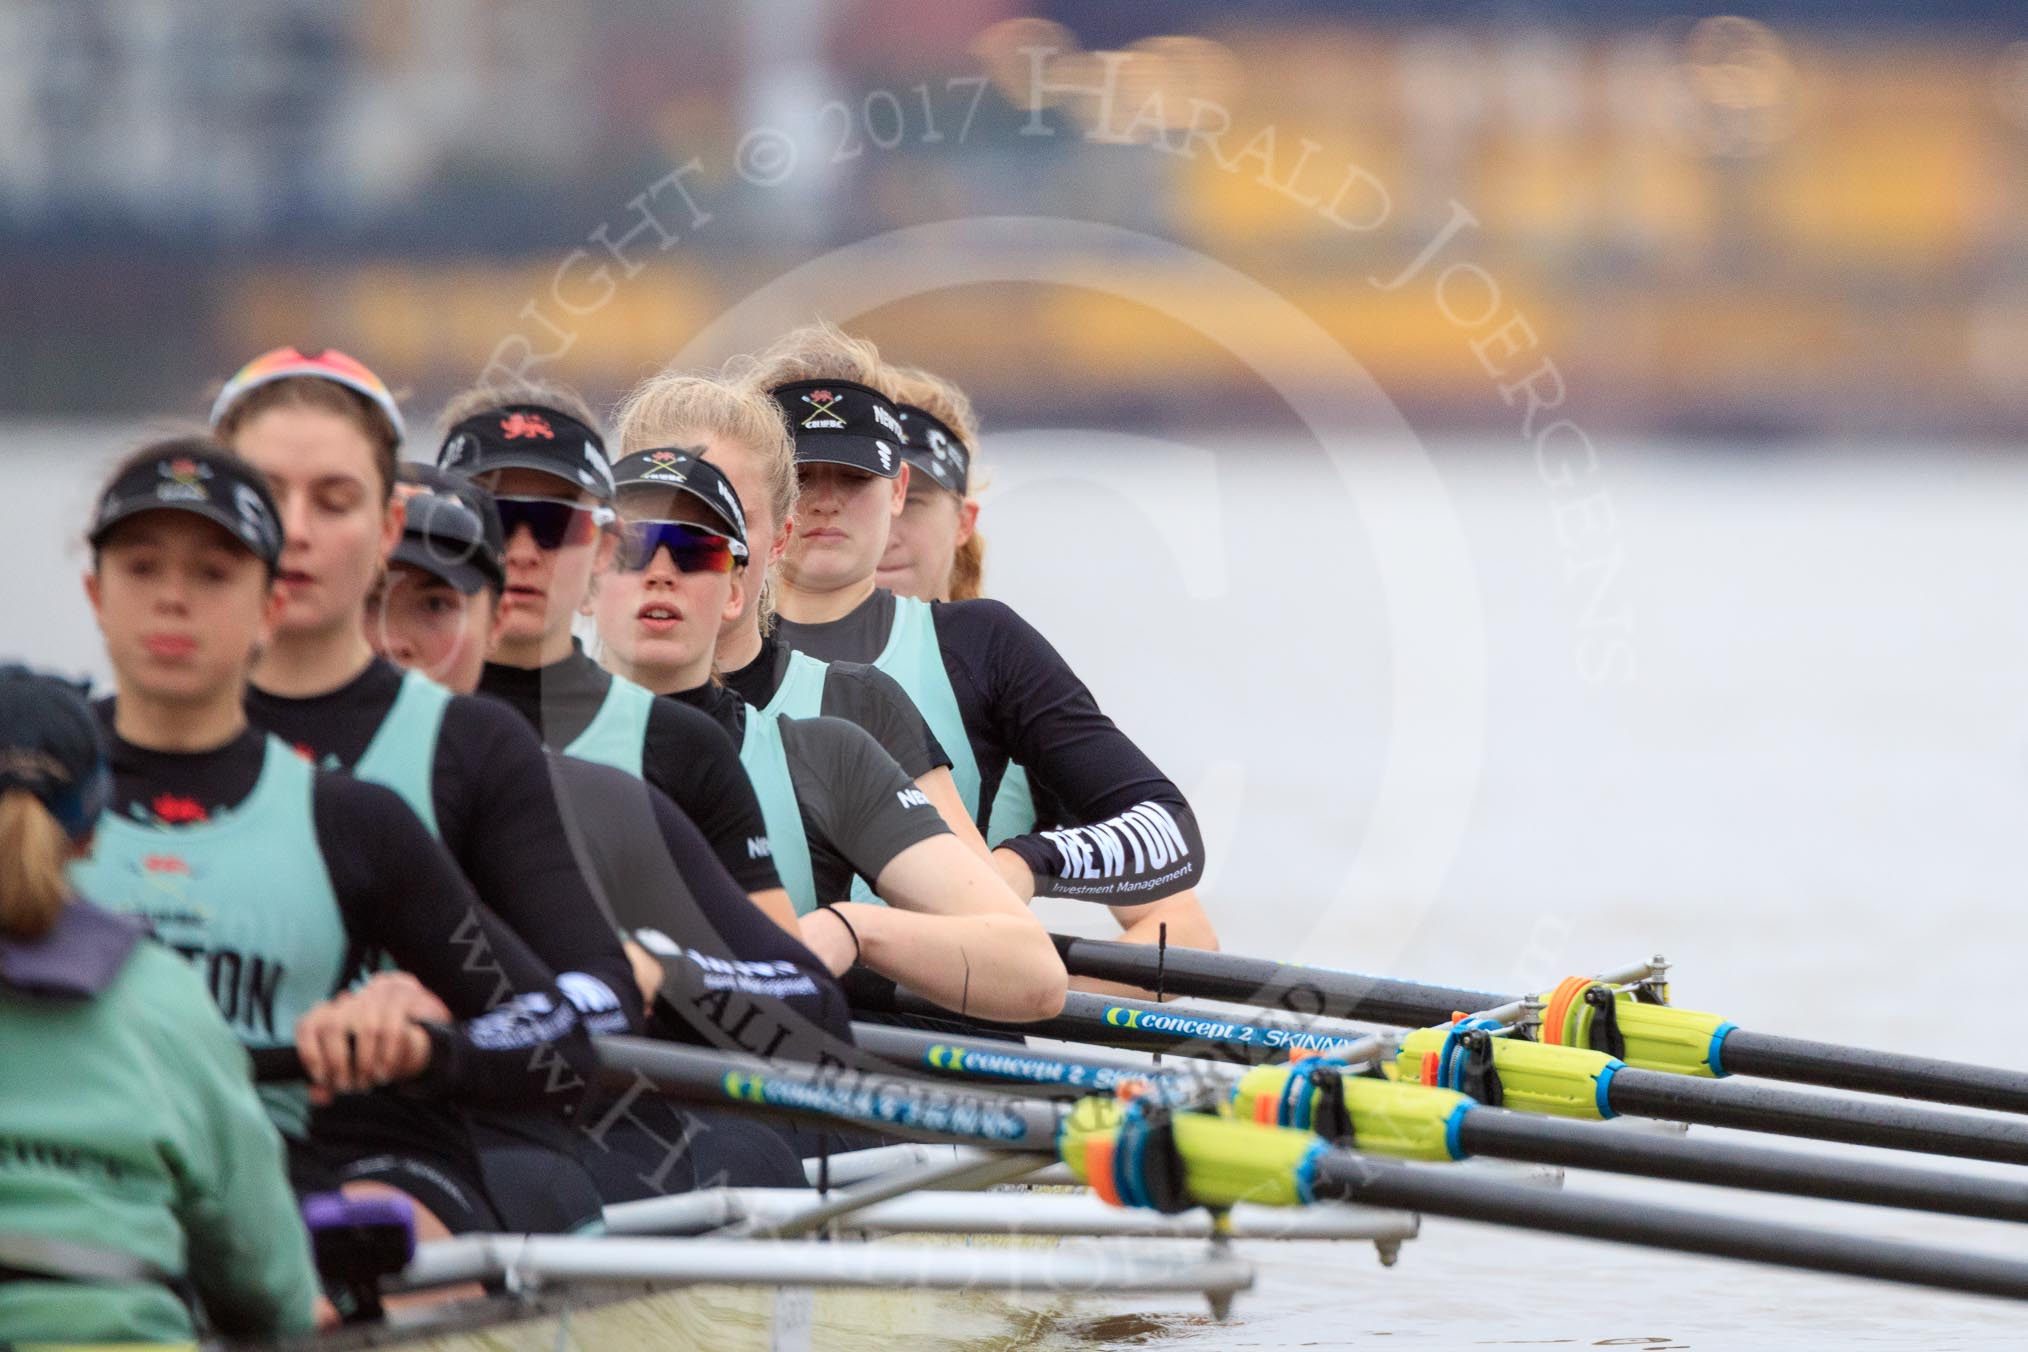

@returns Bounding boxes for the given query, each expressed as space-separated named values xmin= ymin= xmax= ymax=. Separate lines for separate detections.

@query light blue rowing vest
xmin=738 ymin=653 xmax=823 ymax=915
xmin=564 ymin=676 xmax=657 ymax=779
xmin=747 ymin=649 xmax=899 ymax=911
xmin=985 ymin=763 xmax=1036 ymax=845
xmin=353 ymin=668 xmax=453 ymax=837
xmin=786 ymin=609 xmax=1038 ymax=848
xmin=868 ymin=596 xmax=983 ymax=819
xmin=70 ymin=737 xmax=351 ymax=1139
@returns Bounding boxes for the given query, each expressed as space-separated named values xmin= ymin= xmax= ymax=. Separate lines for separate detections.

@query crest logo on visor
xmin=156 ymin=456 xmax=213 ymax=503
xmin=800 ymin=390 xmax=846 ymax=430
xmin=500 ymin=412 xmax=554 ymax=440
xmin=641 ymin=449 xmax=685 ymax=481
xmin=876 ymin=442 xmax=893 ymax=472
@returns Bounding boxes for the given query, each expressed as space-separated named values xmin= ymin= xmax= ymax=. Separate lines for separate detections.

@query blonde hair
xmin=885 ymin=364 xmax=987 ymax=601
xmin=610 ymin=371 xmax=799 ymax=630
xmin=885 ymin=365 xmax=981 ymax=449
xmin=0 ymin=790 xmax=71 ymax=940
xmin=435 ymin=378 xmax=603 ymax=448
xmin=725 ymin=320 xmax=893 ymax=396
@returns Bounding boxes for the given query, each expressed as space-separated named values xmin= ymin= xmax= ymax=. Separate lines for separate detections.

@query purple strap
xmin=0 ymin=901 xmax=142 ymax=1000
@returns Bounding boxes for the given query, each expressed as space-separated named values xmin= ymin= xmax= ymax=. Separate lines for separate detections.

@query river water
xmin=9 ymin=427 xmax=2028 ymax=1349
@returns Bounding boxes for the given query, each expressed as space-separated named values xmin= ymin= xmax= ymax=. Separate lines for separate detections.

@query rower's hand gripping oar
xmin=1051 ymin=934 xmax=2028 ymax=1114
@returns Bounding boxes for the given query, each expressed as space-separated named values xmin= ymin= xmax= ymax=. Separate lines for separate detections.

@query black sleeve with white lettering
xmin=820 ymin=662 xmax=949 ymax=779
xmin=935 ymin=600 xmax=1204 ymax=902
xmin=428 ymin=695 xmax=643 ymax=1035
xmin=781 ymin=716 xmax=949 ymax=899
xmin=640 ymin=699 xmax=784 ymax=894
xmin=544 ymin=753 xmax=851 ymax=1047
xmin=312 ymin=775 xmax=609 ymax=1107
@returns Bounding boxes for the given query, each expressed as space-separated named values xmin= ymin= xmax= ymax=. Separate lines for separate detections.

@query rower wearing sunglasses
xmin=725 ymin=326 xmax=1214 ymax=952
xmin=209 ymin=348 xmax=636 ymax=1235
xmin=589 ymin=380 xmax=1066 ymax=1024
xmin=438 ymin=384 xmax=796 ymax=932
xmin=368 ymin=466 xmax=849 ymax=1040
xmin=366 ymin=466 xmax=849 ymax=1197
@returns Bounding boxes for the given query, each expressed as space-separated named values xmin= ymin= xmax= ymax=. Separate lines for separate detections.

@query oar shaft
xmin=595 ymin=1036 xmax=1066 ymax=1150
xmin=1457 ymin=1110 xmax=2028 ymax=1225
xmin=1309 ymin=1153 xmax=2028 ymax=1301
xmin=851 ymin=1022 xmax=1197 ymax=1097
xmin=885 ymin=989 xmax=1376 ymax=1065
xmin=1609 ymin=1068 xmax=2028 ymax=1167
xmin=1719 ymin=1030 xmax=2028 ymax=1115
xmin=1052 ymin=936 xmax=1501 ymax=1026
xmin=1056 ymin=937 xmax=2028 ymax=1119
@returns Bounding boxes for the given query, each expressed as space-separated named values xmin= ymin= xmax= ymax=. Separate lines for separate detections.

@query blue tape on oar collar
xmin=1293 ymin=1139 xmax=1329 ymax=1205
xmin=1707 ymin=1022 xmax=1738 ymax=1077
xmin=1443 ymin=1100 xmax=1473 ymax=1161
xmin=1112 ymin=1099 xmax=1160 ymax=1211
xmin=1435 ymin=1017 xmax=1503 ymax=1094
xmin=1279 ymin=1061 xmax=1310 ymax=1131
xmin=1593 ymin=1058 xmax=1623 ymax=1119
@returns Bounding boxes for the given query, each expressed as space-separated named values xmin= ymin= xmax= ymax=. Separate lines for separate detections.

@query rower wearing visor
xmin=881 ymin=367 xmax=1038 ymax=848
xmin=367 ymin=466 xmax=848 ymax=1199
xmin=209 ymin=348 xmax=636 ymax=1235
xmin=0 ymin=666 xmax=322 ymax=1344
xmin=722 ymin=326 xmax=1215 ymax=954
xmin=873 ymin=363 xmax=1219 ymax=967
xmin=588 ymin=390 xmax=1066 ymax=1025
xmin=68 ymin=438 xmax=605 ymax=1247
xmin=433 ymin=383 xmax=797 ymax=933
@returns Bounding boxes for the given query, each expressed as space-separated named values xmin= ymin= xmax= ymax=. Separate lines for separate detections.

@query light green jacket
xmin=0 ymin=924 xmax=318 ymax=1344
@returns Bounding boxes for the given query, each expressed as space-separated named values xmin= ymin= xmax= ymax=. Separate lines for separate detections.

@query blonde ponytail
xmin=0 ymin=789 xmax=73 ymax=940
xmin=948 ymin=531 xmax=986 ymax=602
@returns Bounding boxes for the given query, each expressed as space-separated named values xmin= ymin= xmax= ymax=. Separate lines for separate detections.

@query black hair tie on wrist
xmin=823 ymin=905 xmax=862 ymax=967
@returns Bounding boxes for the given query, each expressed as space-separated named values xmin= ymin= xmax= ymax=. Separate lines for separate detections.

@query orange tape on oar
xmin=1084 ymin=1134 xmax=1123 ymax=1206
xmin=1540 ymin=976 xmax=1598 ymax=1048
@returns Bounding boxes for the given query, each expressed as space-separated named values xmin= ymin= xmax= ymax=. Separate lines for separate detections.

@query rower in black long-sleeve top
xmin=76 ymin=717 xmax=611 ymax=1228
xmin=668 ymin=681 xmax=949 ymax=908
xmin=246 ymin=658 xmax=639 ymax=1032
xmin=543 ymin=751 xmax=853 ymax=1049
xmin=478 ymin=644 xmax=784 ymax=895
xmin=721 ymin=629 xmax=949 ymax=780
xmin=772 ymin=589 xmax=1205 ymax=902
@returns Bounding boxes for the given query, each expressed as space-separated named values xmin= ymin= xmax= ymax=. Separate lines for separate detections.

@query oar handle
xmin=1050 ymin=935 xmax=1505 ymax=1027
xmin=249 ymin=1046 xmax=307 ymax=1081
